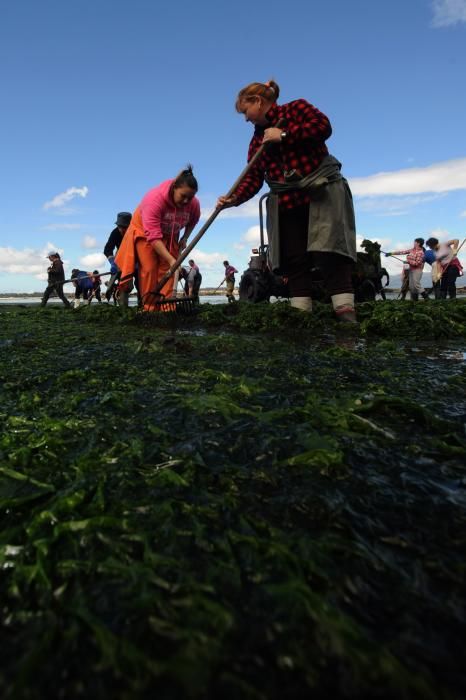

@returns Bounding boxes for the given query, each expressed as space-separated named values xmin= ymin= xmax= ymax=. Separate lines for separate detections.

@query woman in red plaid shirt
xmin=386 ymin=238 xmax=428 ymax=301
xmin=217 ymin=79 xmax=357 ymax=322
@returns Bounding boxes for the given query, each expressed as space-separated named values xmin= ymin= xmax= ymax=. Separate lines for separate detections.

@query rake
xmin=142 ymin=120 xmax=285 ymax=315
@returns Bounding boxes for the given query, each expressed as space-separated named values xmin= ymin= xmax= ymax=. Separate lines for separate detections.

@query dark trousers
xmin=41 ymin=283 xmax=70 ymax=307
xmin=440 ymin=266 xmax=459 ymax=298
xmin=278 ymin=204 xmax=354 ymax=297
xmin=75 ymin=287 xmax=90 ymax=300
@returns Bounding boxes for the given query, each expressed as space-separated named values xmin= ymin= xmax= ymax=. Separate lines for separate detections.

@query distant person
xmin=41 ymin=252 xmax=71 ymax=308
xmin=426 ymin=237 xmax=463 ymax=299
xmin=216 ymin=79 xmax=357 ymax=322
xmin=104 ymin=212 xmax=132 ymax=270
xmin=386 ymin=238 xmax=428 ymax=300
xmin=103 ymin=211 xmax=133 ymax=304
xmin=70 ymin=269 xmax=94 ymax=306
xmin=222 ymin=261 xmax=238 ymax=302
xmin=186 ymin=259 xmax=202 ymax=300
xmin=115 ymin=166 xmax=201 ymax=312
xmin=91 ymin=270 xmax=102 ymax=303
xmin=424 ymin=240 xmax=441 ymax=299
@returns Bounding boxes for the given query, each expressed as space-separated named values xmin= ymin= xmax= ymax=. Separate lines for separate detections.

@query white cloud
xmin=431 ymin=0 xmax=466 ymax=27
xmin=200 ymin=196 xmax=263 ymax=220
xmin=43 ymin=186 xmax=89 ymax=210
xmin=186 ymin=249 xmax=226 ymax=270
xmin=0 ymin=243 xmax=65 ymax=277
xmin=460 ymin=210 xmax=466 ymax=218
xmin=350 ymin=157 xmax=466 ymax=197
xmin=42 ymin=223 xmax=82 ymax=231
xmin=82 ymin=235 xmax=98 ymax=249
xmin=356 ymin=193 xmax=446 ymax=217
xmin=80 ymin=253 xmax=107 ymax=269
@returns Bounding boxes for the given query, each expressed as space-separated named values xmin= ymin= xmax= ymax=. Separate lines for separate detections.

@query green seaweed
xmin=0 ymin=301 xmax=465 ymax=699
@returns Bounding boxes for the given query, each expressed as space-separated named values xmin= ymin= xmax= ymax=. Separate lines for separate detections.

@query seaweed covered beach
xmin=0 ymin=300 xmax=465 ymax=699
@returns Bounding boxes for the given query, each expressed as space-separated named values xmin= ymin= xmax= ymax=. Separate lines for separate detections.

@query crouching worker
xmin=115 ymin=166 xmax=200 ymax=311
xmin=71 ymin=269 xmax=94 ymax=306
xmin=91 ymin=270 xmax=102 ymax=302
xmin=41 ymin=252 xmax=71 ymax=308
xmin=216 ymin=80 xmax=357 ymax=322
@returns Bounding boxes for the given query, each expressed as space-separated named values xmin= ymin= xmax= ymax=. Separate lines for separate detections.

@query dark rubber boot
xmin=411 ymin=293 xmax=419 ymax=301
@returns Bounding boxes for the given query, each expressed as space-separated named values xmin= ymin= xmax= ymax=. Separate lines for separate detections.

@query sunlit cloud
xmin=355 ymin=193 xmax=446 ymax=217
xmin=350 ymin=157 xmax=466 ymax=197
xmin=80 ymin=253 xmax=107 ymax=269
xmin=431 ymin=0 xmax=466 ymax=27
xmin=43 ymin=186 xmax=89 ymax=211
xmin=186 ymin=250 xmax=226 ymax=270
xmin=82 ymin=235 xmax=98 ymax=249
xmin=200 ymin=196 xmax=262 ymax=220
xmin=0 ymin=243 xmax=66 ymax=277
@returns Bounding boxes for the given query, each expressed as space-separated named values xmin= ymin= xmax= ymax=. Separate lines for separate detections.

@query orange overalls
xmin=115 ymin=206 xmax=179 ymax=312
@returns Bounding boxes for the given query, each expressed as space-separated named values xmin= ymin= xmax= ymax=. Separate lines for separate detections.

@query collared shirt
xmin=234 ymin=100 xmax=332 ymax=210
xmin=393 ymin=248 xmax=425 ymax=270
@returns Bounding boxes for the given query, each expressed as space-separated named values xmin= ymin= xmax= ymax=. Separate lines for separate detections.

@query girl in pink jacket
xmin=115 ymin=166 xmax=201 ymax=310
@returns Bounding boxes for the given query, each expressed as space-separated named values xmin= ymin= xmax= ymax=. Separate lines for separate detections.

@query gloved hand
xmin=385 ymin=252 xmax=392 ymax=257
xmin=108 ymin=256 xmax=118 ymax=274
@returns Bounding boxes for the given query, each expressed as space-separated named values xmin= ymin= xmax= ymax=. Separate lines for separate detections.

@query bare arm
xmin=152 ymin=240 xmax=176 ymax=267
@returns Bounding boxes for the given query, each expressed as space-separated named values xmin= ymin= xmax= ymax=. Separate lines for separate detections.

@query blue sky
xmin=1 ymin=0 xmax=465 ymax=292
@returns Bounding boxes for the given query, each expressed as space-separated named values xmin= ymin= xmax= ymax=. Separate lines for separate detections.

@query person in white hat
xmin=41 ymin=252 xmax=71 ymax=308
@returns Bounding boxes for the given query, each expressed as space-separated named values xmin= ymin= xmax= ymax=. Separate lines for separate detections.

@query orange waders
xmin=115 ymin=206 xmax=179 ymax=312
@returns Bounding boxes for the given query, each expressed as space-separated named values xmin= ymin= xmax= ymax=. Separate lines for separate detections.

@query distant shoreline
xmin=0 ymin=288 xmax=235 ymax=298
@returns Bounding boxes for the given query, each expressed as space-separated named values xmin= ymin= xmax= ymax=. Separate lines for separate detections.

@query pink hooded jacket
xmin=140 ymin=179 xmax=201 ymax=248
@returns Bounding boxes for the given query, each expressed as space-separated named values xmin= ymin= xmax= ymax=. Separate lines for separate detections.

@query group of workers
xmin=41 ymin=78 xmax=463 ymax=315
xmin=386 ymin=237 xmax=463 ymax=300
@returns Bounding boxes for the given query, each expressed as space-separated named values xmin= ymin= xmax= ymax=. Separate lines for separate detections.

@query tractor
xmin=239 ymin=194 xmax=389 ymax=303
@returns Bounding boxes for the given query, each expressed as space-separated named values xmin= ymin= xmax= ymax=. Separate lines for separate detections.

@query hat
xmin=46 ymin=251 xmax=59 ymax=258
xmin=115 ymin=212 xmax=132 ymax=227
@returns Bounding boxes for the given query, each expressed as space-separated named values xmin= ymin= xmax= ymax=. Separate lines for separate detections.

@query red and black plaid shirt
xmin=234 ymin=99 xmax=332 ymax=210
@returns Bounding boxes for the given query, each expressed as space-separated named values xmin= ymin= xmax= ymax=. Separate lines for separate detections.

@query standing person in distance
xmin=423 ymin=240 xmax=441 ymax=299
xmin=425 ymin=237 xmax=463 ymax=299
xmin=185 ymin=259 xmax=202 ymax=301
xmin=222 ymin=260 xmax=238 ymax=302
xmin=216 ymin=80 xmax=357 ymax=322
xmin=41 ymin=252 xmax=71 ymax=308
xmin=115 ymin=166 xmax=201 ymax=312
xmin=386 ymin=238 xmax=428 ymax=301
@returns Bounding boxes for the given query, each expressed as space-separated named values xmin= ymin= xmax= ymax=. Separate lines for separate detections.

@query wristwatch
xmin=280 ymin=131 xmax=287 ymax=141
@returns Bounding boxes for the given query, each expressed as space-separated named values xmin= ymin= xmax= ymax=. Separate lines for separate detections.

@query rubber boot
xmin=290 ymin=297 xmax=313 ymax=312
xmin=421 ymin=291 xmax=429 ymax=300
xmin=331 ymin=293 xmax=357 ymax=323
xmin=119 ymin=290 xmax=130 ymax=307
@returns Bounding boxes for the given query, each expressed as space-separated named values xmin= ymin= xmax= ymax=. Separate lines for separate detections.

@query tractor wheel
xmin=239 ymin=270 xmax=271 ymax=303
xmin=355 ymin=279 xmax=376 ymax=302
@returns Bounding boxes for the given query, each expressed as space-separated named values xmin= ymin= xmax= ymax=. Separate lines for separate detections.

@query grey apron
xmin=265 ymin=155 xmax=357 ymax=272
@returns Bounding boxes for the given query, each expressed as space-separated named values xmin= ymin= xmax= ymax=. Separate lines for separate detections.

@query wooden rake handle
xmin=151 ymin=119 xmax=285 ymax=297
